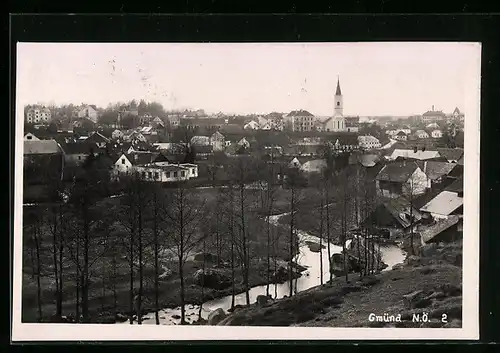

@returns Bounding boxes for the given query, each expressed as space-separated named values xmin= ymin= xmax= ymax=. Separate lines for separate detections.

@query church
xmin=323 ymin=78 xmax=347 ymax=132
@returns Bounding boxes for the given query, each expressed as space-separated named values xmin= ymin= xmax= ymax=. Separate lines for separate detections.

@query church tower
xmin=334 ymin=77 xmax=343 ymax=117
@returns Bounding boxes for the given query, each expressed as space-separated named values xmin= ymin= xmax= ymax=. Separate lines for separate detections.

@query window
xmin=174 ymin=171 xmax=178 ymax=177
xmin=191 ymin=168 xmax=195 ymax=175
xmin=121 ymin=158 xmax=125 ymax=165
xmin=154 ymin=172 xmax=159 ymax=179
xmin=142 ymin=172 xmax=146 ymax=178
xmin=181 ymin=171 xmax=185 ymax=177
xmin=27 ymin=135 xmax=32 ymax=140
xmin=78 ymin=156 xmax=81 ymax=160
xmin=166 ymin=172 xmax=171 ymax=178
xmin=337 ymin=102 xmax=340 ymax=106
xmin=148 ymin=172 xmax=152 ymax=178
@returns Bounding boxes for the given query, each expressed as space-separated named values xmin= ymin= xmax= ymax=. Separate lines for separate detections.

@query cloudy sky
xmin=16 ymin=42 xmax=481 ymax=117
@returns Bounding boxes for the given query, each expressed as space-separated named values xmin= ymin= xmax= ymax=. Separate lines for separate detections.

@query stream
xmin=119 ymin=212 xmax=406 ymax=325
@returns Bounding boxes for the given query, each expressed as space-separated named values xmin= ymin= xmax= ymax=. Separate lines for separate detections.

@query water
xmin=119 ymin=213 xmax=406 ymax=325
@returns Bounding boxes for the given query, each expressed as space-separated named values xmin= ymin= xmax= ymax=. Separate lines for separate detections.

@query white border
xmin=12 ymin=42 xmax=481 ymax=341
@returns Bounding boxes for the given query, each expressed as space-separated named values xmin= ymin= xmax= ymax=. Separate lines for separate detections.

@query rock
xmin=193 ymin=252 xmax=222 ymax=264
xmin=403 ymin=290 xmax=425 ymax=309
xmin=404 ymin=255 xmax=422 ymax=266
xmin=306 ymin=241 xmax=325 ymax=253
xmin=256 ymin=295 xmax=271 ymax=306
xmin=392 ymin=263 xmax=405 ymax=271
xmin=193 ymin=269 xmax=232 ymax=290
xmin=208 ymin=308 xmax=226 ymax=325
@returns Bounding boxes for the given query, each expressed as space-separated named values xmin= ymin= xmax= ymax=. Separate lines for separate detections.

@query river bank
xmin=215 ymin=240 xmax=463 ymax=327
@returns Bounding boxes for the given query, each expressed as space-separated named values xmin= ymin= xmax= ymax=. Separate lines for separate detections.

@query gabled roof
xmin=436 ymin=148 xmax=464 ymax=162
xmin=390 ymin=149 xmax=441 ymax=161
xmin=421 ymin=215 xmax=460 ymax=244
xmin=453 ymin=107 xmax=462 ymax=115
xmin=380 ymin=197 xmax=422 ymax=228
xmin=423 ymin=161 xmax=458 ymax=180
xmin=286 ymin=110 xmax=314 ymax=117
xmin=24 ymin=140 xmax=63 ymax=155
xmin=420 ymin=190 xmax=463 ymax=216
xmin=422 ymin=110 xmax=446 ymax=117
xmin=124 ymin=152 xmax=160 ymax=166
xmin=376 ymin=161 xmax=419 ymax=183
xmin=85 ymin=131 xmax=111 ymax=144
xmin=396 ymin=131 xmax=407 ymax=136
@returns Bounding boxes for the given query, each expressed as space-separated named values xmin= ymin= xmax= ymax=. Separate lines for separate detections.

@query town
xmin=22 ymin=79 xmax=464 ymax=328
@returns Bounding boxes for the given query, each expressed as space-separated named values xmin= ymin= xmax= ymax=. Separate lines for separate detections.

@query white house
xmin=24 ymin=132 xmax=40 ymax=141
xmin=210 ymin=131 xmax=225 ymax=151
xmin=394 ymin=131 xmax=408 ymax=141
xmin=26 ymin=106 xmax=51 ymax=124
xmin=237 ymin=137 xmax=250 ymax=148
xmin=389 ymin=149 xmax=441 ymax=161
xmin=289 ymin=157 xmax=302 ymax=168
xmin=111 ymin=129 xmax=124 ymax=140
xmin=357 ymin=135 xmax=381 ymax=150
xmin=244 ymin=120 xmax=260 ymax=130
xmin=191 ymin=135 xmax=211 ymax=146
xmin=77 ymin=105 xmax=99 ymax=123
xmin=300 ymin=159 xmax=327 ymax=173
xmin=375 ymin=161 xmax=429 ymax=198
xmin=415 ymin=130 xmax=429 ymax=139
xmin=420 ymin=190 xmax=463 ymax=220
xmin=431 ymin=129 xmax=443 ymax=139
xmin=386 ymin=129 xmax=398 ymax=136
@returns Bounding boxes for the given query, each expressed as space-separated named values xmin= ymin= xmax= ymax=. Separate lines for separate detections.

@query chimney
xmin=424 ymin=161 xmax=428 ymax=173
xmin=432 ymin=105 xmax=434 ymax=111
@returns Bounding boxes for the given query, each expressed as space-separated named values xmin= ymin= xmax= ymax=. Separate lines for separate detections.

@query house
xmin=85 ymin=131 xmax=110 ymax=149
xmin=300 ymin=159 xmax=327 ymax=173
xmin=138 ymin=113 xmax=153 ymax=125
xmin=288 ymin=157 xmax=302 ymax=168
xmin=237 ymin=137 xmax=251 ymax=149
xmin=415 ymin=130 xmax=429 ymax=139
xmin=450 ymin=107 xmax=465 ymax=122
xmin=113 ymin=152 xmax=159 ymax=175
xmin=190 ymin=135 xmax=210 ymax=146
xmin=375 ymin=161 xmax=429 ymax=198
xmin=348 ymin=153 xmax=381 ymax=168
xmin=431 ymin=129 xmax=443 ymax=139
xmin=344 ymin=116 xmax=360 ymax=133
xmin=418 ymin=161 xmax=459 ymax=188
xmin=62 ymin=142 xmax=98 ymax=166
xmin=394 ymin=131 xmax=408 ymax=141
xmin=134 ymin=162 xmax=198 ymax=183
xmin=210 ymin=131 xmax=225 ymax=151
xmin=419 ymin=215 xmax=462 ymax=245
xmin=194 ymin=145 xmax=214 ymax=159
xmin=426 ymin=122 xmax=440 ymax=130
xmin=419 ymin=190 xmax=463 ymax=220
xmin=24 ymin=132 xmax=40 ymax=141
xmin=111 ymin=129 xmax=124 ymax=140
xmin=244 ymin=120 xmax=260 ymax=130
xmin=421 ymin=106 xmax=447 ymax=123
xmin=361 ymin=197 xmax=422 ymax=239
xmin=26 ymin=106 xmax=51 ymax=124
xmin=436 ymin=148 xmax=464 ymax=163
xmin=357 ymin=135 xmax=381 ymax=150
xmin=284 ymin=110 xmax=316 ymax=132
xmin=386 ymin=129 xmax=398 ymax=137
xmin=388 ymin=148 xmax=441 ymax=161
xmin=152 ymin=117 xmax=165 ymax=128
xmin=77 ymin=105 xmax=99 ymax=123
xmin=399 ymin=127 xmax=412 ymax=135
xmin=23 ymin=140 xmax=65 ymax=185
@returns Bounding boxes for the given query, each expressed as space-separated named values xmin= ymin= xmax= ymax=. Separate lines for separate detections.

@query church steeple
xmin=334 ymin=76 xmax=343 ymax=117
xmin=335 ymin=76 xmax=342 ymax=96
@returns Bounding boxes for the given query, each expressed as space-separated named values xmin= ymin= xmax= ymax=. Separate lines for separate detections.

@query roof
xmin=453 ymin=107 xmax=462 ymax=115
xmin=422 ymin=110 xmax=446 ymax=117
xmin=421 ymin=215 xmax=460 ymax=244
xmin=300 ymin=159 xmax=327 ymax=171
xmin=415 ymin=130 xmax=429 ymax=135
xmin=396 ymin=131 xmax=407 ymax=136
xmin=423 ymin=161 xmax=458 ymax=180
xmin=381 ymin=197 xmax=422 ymax=228
xmin=24 ymin=140 xmax=63 ymax=155
xmin=123 ymin=152 xmax=159 ymax=166
xmin=358 ymin=154 xmax=381 ymax=167
xmin=335 ymin=78 xmax=342 ymax=96
xmin=86 ymin=131 xmax=110 ymax=143
xmin=286 ymin=110 xmax=314 ymax=117
xmin=138 ymin=163 xmax=188 ymax=173
xmin=420 ymin=190 xmax=463 ymax=216
xmin=376 ymin=161 xmax=419 ymax=182
xmin=390 ymin=149 xmax=441 ymax=161
xmin=436 ymin=148 xmax=464 ymax=162
xmin=194 ymin=145 xmax=214 ymax=154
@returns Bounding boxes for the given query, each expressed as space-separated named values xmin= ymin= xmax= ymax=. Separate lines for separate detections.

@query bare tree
xmin=161 ymin=183 xmax=207 ymax=324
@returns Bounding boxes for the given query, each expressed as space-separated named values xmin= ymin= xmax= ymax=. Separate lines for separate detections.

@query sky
xmin=16 ymin=42 xmax=481 ymax=117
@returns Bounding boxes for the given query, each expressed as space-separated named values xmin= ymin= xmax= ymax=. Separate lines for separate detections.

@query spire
xmin=335 ymin=76 xmax=342 ymax=96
